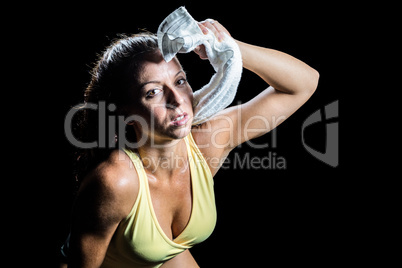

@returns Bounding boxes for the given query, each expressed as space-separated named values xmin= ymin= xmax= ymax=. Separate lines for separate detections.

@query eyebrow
xmin=139 ymin=70 xmax=185 ymax=89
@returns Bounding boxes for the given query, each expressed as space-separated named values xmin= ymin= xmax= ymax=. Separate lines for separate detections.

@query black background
xmin=29 ymin=1 xmax=353 ymax=266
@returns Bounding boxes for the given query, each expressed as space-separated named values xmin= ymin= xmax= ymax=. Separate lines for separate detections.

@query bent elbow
xmin=305 ymin=68 xmax=320 ymax=95
xmin=313 ymin=69 xmax=320 ymax=89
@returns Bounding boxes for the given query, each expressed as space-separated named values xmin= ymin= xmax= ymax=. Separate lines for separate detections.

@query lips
xmin=171 ymin=112 xmax=189 ymax=126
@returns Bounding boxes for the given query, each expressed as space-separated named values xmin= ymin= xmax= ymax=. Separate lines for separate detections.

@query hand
xmin=194 ymin=19 xmax=232 ymax=60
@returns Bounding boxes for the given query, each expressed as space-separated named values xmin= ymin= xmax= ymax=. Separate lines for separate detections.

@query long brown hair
xmin=73 ymin=32 xmax=159 ymax=185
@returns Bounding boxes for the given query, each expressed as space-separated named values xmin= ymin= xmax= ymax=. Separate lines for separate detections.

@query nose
xmin=165 ymin=85 xmax=184 ymax=108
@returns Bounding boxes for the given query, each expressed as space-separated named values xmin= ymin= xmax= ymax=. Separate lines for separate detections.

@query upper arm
xmin=69 ymin=152 xmax=138 ymax=267
xmin=192 ymin=86 xmax=314 ymax=175
xmin=227 ymin=85 xmax=314 ymax=146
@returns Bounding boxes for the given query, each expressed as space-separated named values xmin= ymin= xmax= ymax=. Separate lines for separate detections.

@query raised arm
xmin=238 ymin=40 xmax=319 ymax=95
xmin=227 ymin=40 xmax=319 ymax=143
xmin=193 ymin=20 xmax=319 ymax=175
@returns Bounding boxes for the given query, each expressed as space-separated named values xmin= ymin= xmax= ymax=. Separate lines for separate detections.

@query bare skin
xmin=64 ymin=20 xmax=319 ymax=268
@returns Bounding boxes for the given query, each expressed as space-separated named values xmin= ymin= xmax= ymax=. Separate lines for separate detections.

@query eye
xmin=176 ymin=78 xmax=187 ymax=86
xmin=146 ymin=88 xmax=162 ymax=98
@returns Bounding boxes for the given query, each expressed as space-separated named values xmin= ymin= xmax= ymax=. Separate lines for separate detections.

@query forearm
xmin=235 ymin=40 xmax=319 ymax=94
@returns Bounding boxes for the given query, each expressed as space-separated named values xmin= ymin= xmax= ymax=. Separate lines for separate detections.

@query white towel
xmin=157 ymin=6 xmax=242 ymax=125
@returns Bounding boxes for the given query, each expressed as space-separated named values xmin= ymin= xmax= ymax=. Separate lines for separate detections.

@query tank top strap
xmin=121 ymin=148 xmax=147 ymax=220
xmin=184 ymin=133 xmax=213 ymax=177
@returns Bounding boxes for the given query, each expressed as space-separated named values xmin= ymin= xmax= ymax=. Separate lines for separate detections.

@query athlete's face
xmin=128 ymin=51 xmax=194 ymax=144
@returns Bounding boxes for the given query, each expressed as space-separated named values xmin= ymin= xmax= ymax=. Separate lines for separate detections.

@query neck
xmin=136 ymin=137 xmax=189 ymax=179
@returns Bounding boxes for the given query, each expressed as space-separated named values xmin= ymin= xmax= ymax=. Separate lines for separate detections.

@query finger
xmin=197 ymin=22 xmax=209 ymax=35
xmin=210 ymin=20 xmax=231 ymax=38
xmin=201 ymin=20 xmax=222 ymax=41
xmin=194 ymin=45 xmax=208 ymax=59
xmin=200 ymin=19 xmax=228 ymax=42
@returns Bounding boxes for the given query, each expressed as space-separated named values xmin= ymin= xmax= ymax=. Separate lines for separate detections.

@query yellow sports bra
xmin=101 ymin=133 xmax=217 ymax=268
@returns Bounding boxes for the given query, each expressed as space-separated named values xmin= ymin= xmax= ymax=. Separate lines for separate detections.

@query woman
xmin=62 ymin=19 xmax=319 ymax=267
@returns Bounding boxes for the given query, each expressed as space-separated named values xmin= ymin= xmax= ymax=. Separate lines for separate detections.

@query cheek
xmin=149 ymin=104 xmax=169 ymax=124
xmin=188 ymin=88 xmax=194 ymax=104
xmin=128 ymin=102 xmax=163 ymax=126
xmin=188 ymin=92 xmax=194 ymax=116
xmin=182 ymin=86 xmax=194 ymax=109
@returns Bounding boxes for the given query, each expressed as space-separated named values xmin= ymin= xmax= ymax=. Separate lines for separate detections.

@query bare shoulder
xmin=77 ymin=149 xmax=139 ymax=222
xmin=93 ymin=149 xmax=138 ymax=192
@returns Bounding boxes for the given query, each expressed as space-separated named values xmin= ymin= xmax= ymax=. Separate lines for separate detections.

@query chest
xmin=147 ymin=171 xmax=193 ymax=240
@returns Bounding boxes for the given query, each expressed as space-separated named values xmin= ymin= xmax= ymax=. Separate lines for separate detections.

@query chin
xmin=173 ymin=124 xmax=192 ymax=139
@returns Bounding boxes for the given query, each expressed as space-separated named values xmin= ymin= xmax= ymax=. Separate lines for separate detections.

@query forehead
xmin=138 ymin=51 xmax=182 ymax=83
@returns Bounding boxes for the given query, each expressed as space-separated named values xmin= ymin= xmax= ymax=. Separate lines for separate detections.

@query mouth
xmin=171 ymin=112 xmax=189 ymax=127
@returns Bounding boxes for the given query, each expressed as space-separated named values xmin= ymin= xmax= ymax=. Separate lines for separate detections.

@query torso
xmin=134 ymin=127 xmax=224 ymax=242
xmin=143 ymin=127 xmax=225 ymax=240
xmin=145 ymin=162 xmax=193 ymax=240
xmin=101 ymin=131 xmax=216 ymax=267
